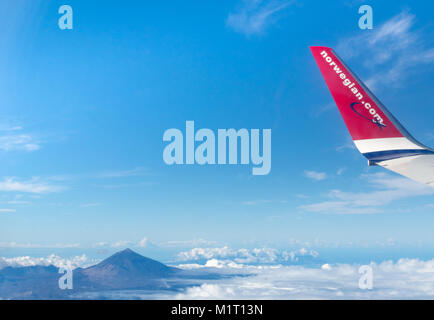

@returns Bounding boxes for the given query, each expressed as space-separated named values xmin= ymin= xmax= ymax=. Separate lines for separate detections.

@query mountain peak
xmin=104 ymin=248 xmax=149 ymax=262
xmin=78 ymin=248 xmax=176 ymax=289
xmin=117 ymin=248 xmax=135 ymax=255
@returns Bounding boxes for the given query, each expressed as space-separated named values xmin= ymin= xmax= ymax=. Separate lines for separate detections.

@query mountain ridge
xmin=0 ymin=248 xmax=179 ymax=298
xmin=0 ymin=248 xmax=227 ymax=299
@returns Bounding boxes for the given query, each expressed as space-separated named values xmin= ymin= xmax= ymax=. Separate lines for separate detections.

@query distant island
xmin=0 ymin=248 xmax=234 ymax=300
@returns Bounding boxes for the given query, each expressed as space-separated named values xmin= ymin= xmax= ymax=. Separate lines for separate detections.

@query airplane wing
xmin=310 ymin=46 xmax=434 ymax=187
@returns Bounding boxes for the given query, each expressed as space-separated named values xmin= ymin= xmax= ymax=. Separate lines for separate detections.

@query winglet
xmin=310 ymin=46 xmax=432 ymax=162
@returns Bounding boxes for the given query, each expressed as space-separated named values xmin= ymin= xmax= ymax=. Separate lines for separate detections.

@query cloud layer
xmin=177 ymin=246 xmax=319 ymax=264
xmin=171 ymin=258 xmax=434 ymax=299
xmin=3 ymin=250 xmax=434 ymax=299
xmin=0 ymin=254 xmax=89 ymax=269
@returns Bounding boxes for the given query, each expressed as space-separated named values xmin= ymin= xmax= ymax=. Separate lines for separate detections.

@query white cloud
xmin=336 ymin=12 xmax=434 ymax=89
xmin=330 ymin=173 xmax=434 ymax=206
xmin=177 ymin=246 xmax=318 ymax=264
xmin=304 ymin=170 xmax=327 ymax=181
xmin=0 ymin=208 xmax=15 ymax=213
xmin=0 ymin=177 xmax=63 ymax=194
xmin=299 ymin=172 xmax=434 ymax=214
xmin=226 ymin=0 xmax=294 ymax=36
xmin=178 ymin=246 xmax=234 ymax=261
xmin=0 ymin=132 xmax=40 ymax=152
xmin=321 ymin=263 xmax=332 ymax=271
xmin=0 ymin=254 xmax=89 ymax=270
xmin=170 ymin=258 xmax=434 ymax=299
xmin=204 ymin=259 xmax=245 ymax=269
xmin=176 ymin=283 xmax=235 ymax=299
xmin=137 ymin=237 xmax=148 ymax=248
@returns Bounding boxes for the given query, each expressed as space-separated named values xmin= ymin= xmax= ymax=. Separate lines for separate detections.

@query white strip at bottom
xmin=354 ymin=137 xmax=423 ymax=154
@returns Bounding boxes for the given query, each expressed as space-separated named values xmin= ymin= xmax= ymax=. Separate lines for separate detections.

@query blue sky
xmin=0 ymin=0 xmax=434 ymax=265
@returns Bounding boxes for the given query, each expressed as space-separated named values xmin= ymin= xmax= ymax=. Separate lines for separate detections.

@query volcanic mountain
xmin=73 ymin=248 xmax=179 ymax=290
xmin=0 ymin=248 xmax=182 ymax=299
